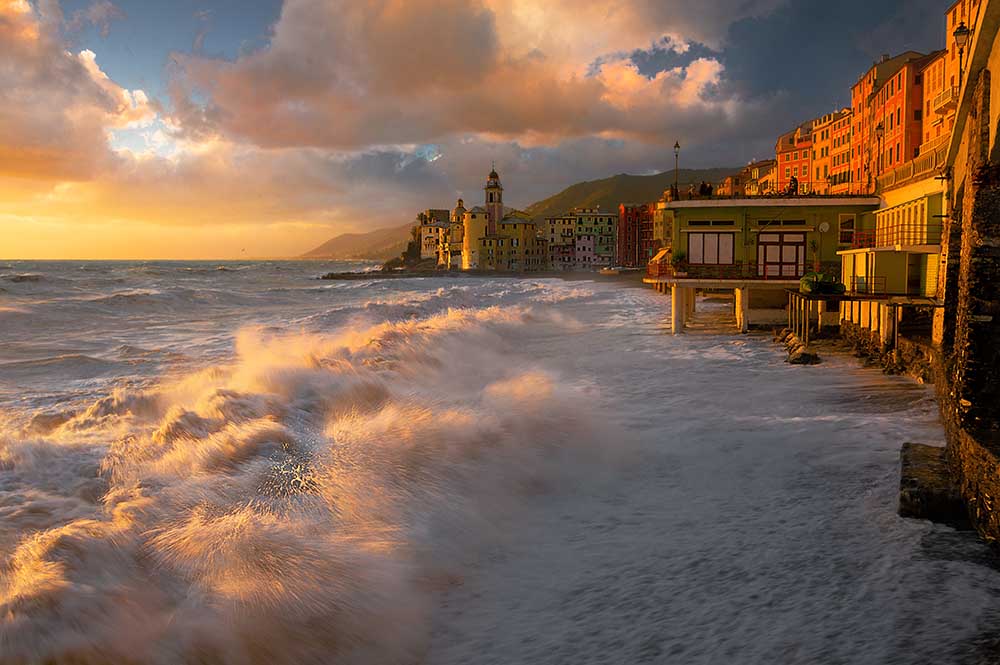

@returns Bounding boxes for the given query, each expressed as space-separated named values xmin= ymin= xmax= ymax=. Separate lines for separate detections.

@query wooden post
xmin=671 ymin=285 xmax=683 ymax=334
xmin=803 ymin=297 xmax=810 ymax=345
xmin=739 ymin=287 xmax=749 ymax=333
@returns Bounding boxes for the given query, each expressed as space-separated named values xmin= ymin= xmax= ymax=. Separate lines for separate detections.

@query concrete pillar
xmin=686 ymin=288 xmax=696 ymax=317
xmin=787 ymin=292 xmax=793 ymax=330
xmin=879 ymin=303 xmax=894 ymax=348
xmin=671 ymin=285 xmax=684 ymax=334
xmin=738 ymin=287 xmax=749 ymax=333
xmin=816 ymin=301 xmax=826 ymax=333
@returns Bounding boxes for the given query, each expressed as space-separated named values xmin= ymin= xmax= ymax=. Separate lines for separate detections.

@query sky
xmin=0 ymin=0 xmax=950 ymax=259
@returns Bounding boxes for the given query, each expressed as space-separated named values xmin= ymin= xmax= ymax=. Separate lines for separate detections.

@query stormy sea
xmin=2 ymin=261 xmax=1000 ymax=664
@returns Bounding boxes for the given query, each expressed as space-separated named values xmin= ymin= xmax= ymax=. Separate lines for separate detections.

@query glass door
xmin=757 ymin=232 xmax=806 ymax=278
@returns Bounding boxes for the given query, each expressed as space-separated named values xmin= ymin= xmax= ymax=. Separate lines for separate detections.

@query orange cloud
xmin=0 ymin=0 xmax=785 ymax=259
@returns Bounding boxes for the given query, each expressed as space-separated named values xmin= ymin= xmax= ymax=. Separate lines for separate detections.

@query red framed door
xmin=757 ymin=232 xmax=806 ymax=278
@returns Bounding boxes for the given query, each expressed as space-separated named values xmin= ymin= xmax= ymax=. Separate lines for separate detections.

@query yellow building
xmin=437 ymin=198 xmax=466 ymax=269
xmin=461 ymin=167 xmax=548 ymax=271
xmin=810 ymin=109 xmax=851 ymax=195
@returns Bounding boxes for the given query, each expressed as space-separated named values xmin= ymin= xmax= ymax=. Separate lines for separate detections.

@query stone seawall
xmin=839 ymin=320 xmax=936 ymax=384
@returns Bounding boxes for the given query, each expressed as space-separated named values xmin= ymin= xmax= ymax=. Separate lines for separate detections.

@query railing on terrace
xmin=932 ymin=86 xmax=959 ymax=114
xmin=848 ymin=276 xmax=888 ymax=295
xmin=648 ymin=261 xmax=841 ymax=281
xmin=851 ymin=222 xmax=942 ymax=249
xmin=876 ymin=143 xmax=947 ymax=191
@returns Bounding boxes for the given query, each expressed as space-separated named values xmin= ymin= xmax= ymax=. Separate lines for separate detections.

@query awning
xmin=649 ymin=248 xmax=671 ymax=264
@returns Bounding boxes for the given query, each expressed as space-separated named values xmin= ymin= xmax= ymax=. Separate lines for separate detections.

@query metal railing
xmin=851 ymin=222 xmax=942 ymax=249
xmin=848 ymin=276 xmax=888 ymax=294
xmin=933 ymin=86 xmax=958 ymax=114
xmin=648 ymin=261 xmax=840 ymax=281
xmin=876 ymin=143 xmax=947 ymax=191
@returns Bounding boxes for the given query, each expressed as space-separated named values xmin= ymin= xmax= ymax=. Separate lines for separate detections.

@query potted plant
xmin=809 ymin=239 xmax=821 ymax=273
xmin=670 ymin=249 xmax=688 ymax=277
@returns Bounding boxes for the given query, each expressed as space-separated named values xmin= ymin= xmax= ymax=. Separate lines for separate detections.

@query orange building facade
xmin=776 ymin=121 xmax=814 ymax=194
xmin=849 ymin=52 xmax=934 ymax=194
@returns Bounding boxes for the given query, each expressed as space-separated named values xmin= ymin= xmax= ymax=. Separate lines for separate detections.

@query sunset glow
xmin=0 ymin=0 xmax=950 ymax=257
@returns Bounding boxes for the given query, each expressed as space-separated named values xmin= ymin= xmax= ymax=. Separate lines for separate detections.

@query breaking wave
xmin=0 ymin=306 xmax=611 ymax=664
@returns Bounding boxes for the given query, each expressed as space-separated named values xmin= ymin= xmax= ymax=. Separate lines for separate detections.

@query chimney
xmin=880 ymin=53 xmax=890 ymax=63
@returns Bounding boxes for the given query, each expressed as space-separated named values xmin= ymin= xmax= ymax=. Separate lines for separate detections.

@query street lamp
xmin=673 ymin=141 xmax=681 ymax=194
xmin=874 ymin=122 xmax=885 ymax=177
xmin=954 ymin=21 xmax=972 ymax=83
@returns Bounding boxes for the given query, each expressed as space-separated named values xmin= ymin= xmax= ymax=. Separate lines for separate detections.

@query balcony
xmin=876 ymin=143 xmax=948 ymax=192
xmin=851 ymin=221 xmax=942 ymax=249
xmin=933 ymin=86 xmax=959 ymax=115
xmin=648 ymin=261 xmax=840 ymax=281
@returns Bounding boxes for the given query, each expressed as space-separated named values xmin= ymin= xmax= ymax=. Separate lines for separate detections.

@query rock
xmin=788 ymin=348 xmax=821 ymax=365
xmin=899 ymin=443 xmax=970 ymax=529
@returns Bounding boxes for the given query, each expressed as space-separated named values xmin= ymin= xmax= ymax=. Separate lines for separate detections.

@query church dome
xmin=488 ymin=168 xmax=499 ymax=180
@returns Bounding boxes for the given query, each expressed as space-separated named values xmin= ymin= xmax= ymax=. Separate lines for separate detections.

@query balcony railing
xmin=933 ymin=86 xmax=959 ymax=114
xmin=876 ymin=143 xmax=947 ymax=191
xmin=851 ymin=222 xmax=942 ymax=249
xmin=847 ymin=276 xmax=888 ymax=295
xmin=648 ymin=261 xmax=840 ymax=281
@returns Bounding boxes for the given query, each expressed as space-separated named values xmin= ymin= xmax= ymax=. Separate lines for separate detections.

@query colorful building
xmin=849 ymin=51 xmax=934 ymax=195
xmin=544 ymin=207 xmax=617 ymax=270
xmin=417 ymin=209 xmax=450 ymax=260
xmin=645 ymin=198 xmax=879 ymax=333
xmin=460 ymin=167 xmax=548 ymax=271
xmin=810 ymin=109 xmax=851 ymax=195
xmin=744 ymin=160 xmax=777 ymax=196
xmin=776 ymin=121 xmax=814 ymax=194
xmin=617 ymin=203 xmax=656 ymax=268
xmin=436 ymin=198 xmax=466 ymax=269
xmin=545 ymin=213 xmax=577 ymax=271
xmin=828 ymin=111 xmax=854 ymax=194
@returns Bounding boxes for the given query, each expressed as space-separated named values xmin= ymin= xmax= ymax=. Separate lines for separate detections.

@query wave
xmin=0 ymin=273 xmax=44 ymax=283
xmin=0 ymin=306 xmax=613 ymax=664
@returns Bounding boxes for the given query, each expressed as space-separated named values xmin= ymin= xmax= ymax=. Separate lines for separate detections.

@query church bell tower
xmin=484 ymin=163 xmax=503 ymax=236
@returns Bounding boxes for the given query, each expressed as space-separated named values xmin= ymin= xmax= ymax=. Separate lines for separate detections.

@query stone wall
xmin=937 ymin=67 xmax=1000 ymax=540
xmin=840 ymin=319 xmax=937 ymax=383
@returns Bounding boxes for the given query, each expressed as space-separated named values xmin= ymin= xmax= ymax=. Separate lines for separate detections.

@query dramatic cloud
xmin=0 ymin=0 xmax=152 ymax=180
xmin=167 ymin=0 xmax=769 ymax=150
xmin=0 ymin=0 xmax=947 ymax=258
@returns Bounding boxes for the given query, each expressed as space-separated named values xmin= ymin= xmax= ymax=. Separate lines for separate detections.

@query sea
xmin=1 ymin=260 xmax=999 ymax=664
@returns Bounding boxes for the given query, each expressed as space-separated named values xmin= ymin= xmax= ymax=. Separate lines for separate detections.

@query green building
xmin=645 ymin=197 xmax=880 ymax=333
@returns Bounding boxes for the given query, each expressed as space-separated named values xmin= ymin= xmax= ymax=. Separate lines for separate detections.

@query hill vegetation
xmin=523 ymin=168 xmax=738 ymax=222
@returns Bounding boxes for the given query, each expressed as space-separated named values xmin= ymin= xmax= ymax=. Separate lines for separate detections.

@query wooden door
xmin=757 ymin=232 xmax=806 ymax=278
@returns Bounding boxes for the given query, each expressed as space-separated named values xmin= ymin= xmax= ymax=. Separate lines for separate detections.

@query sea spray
xmin=0 ymin=304 xmax=614 ymax=664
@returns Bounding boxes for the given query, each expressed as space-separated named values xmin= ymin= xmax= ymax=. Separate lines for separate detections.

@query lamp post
xmin=874 ymin=122 xmax=885 ymax=179
xmin=954 ymin=20 xmax=972 ymax=84
xmin=674 ymin=141 xmax=681 ymax=194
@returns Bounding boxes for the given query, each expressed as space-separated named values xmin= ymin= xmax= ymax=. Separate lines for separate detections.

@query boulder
xmin=899 ymin=443 xmax=970 ymax=529
xmin=788 ymin=348 xmax=821 ymax=365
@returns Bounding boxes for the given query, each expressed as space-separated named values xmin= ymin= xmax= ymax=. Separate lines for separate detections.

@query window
xmin=897 ymin=108 xmax=901 ymax=125
xmin=839 ymin=214 xmax=856 ymax=244
xmin=916 ymin=109 xmax=923 ymax=120
xmin=688 ymin=232 xmax=734 ymax=265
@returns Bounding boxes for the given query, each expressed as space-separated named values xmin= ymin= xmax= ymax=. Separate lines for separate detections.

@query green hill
xmin=523 ymin=168 xmax=739 ymax=222
xmin=299 ymin=222 xmax=413 ymax=260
